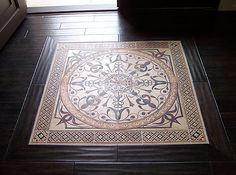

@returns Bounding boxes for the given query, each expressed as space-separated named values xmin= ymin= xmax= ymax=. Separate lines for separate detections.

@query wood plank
xmin=25 ymin=16 xmax=94 ymax=24
xmin=181 ymin=39 xmax=207 ymax=82
xmin=193 ymin=82 xmax=233 ymax=159
xmin=6 ymin=85 xmax=118 ymax=161
xmin=74 ymin=162 xmax=211 ymax=175
xmin=211 ymin=161 xmax=236 ymax=175
xmin=60 ymin=21 xmax=119 ymax=29
xmin=226 ymin=127 xmax=236 ymax=144
xmin=27 ymin=29 xmax=86 ymax=37
xmin=0 ymin=162 xmax=74 ymax=175
xmin=31 ymin=37 xmax=57 ymax=84
xmin=85 ymin=27 xmax=120 ymax=35
xmin=221 ymin=112 xmax=236 ymax=128
xmin=94 ymin=15 xmax=118 ymax=22
xmin=0 ymin=11 xmax=235 ymax=168
xmin=194 ymin=54 xmax=236 ymax=113
xmin=0 ymin=80 xmax=30 ymax=102
xmin=0 ymin=128 xmax=13 ymax=160
xmin=117 ymin=145 xmax=211 ymax=162
xmin=0 ymin=103 xmax=21 ymax=129
xmin=48 ymin=35 xmax=119 ymax=42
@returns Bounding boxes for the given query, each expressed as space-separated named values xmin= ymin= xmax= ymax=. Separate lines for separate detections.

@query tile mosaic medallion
xmin=30 ymin=41 xmax=208 ymax=145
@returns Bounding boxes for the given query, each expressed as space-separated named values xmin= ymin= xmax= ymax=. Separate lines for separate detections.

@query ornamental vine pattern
xmin=60 ymin=49 xmax=178 ymax=130
xmin=30 ymin=41 xmax=208 ymax=145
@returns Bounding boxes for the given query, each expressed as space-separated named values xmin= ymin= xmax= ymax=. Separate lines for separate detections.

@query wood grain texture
xmin=6 ymin=85 xmax=118 ymax=161
xmin=117 ymin=0 xmax=220 ymax=9
xmin=0 ymin=10 xmax=235 ymax=174
xmin=0 ymin=162 xmax=74 ymax=175
xmin=181 ymin=39 xmax=208 ymax=82
xmin=6 ymin=36 xmax=231 ymax=162
xmin=211 ymin=161 xmax=236 ymax=175
xmin=74 ymin=162 xmax=211 ymax=175
xmin=32 ymin=37 xmax=57 ymax=84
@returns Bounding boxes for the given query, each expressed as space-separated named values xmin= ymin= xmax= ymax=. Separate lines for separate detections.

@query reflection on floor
xmin=26 ymin=0 xmax=116 ymax=7
xmin=26 ymin=0 xmax=117 ymax=13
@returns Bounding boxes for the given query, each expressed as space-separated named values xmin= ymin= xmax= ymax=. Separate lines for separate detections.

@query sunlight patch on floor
xmin=26 ymin=0 xmax=116 ymax=7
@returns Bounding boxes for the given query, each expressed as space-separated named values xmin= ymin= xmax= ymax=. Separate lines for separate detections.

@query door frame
xmin=0 ymin=0 xmax=27 ymax=49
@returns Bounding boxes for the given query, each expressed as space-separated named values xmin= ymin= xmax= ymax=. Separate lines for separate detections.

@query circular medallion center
xmin=60 ymin=49 xmax=178 ymax=130
xmin=105 ymin=74 xmax=133 ymax=94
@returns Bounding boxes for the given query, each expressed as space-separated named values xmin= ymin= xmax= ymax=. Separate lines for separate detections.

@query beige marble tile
xmin=30 ymin=41 xmax=208 ymax=145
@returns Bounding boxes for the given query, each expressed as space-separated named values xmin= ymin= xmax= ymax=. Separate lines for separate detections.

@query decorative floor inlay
xmin=30 ymin=41 xmax=208 ymax=145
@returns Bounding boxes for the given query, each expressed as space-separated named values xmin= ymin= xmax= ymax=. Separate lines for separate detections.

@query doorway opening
xmin=26 ymin=0 xmax=117 ymax=13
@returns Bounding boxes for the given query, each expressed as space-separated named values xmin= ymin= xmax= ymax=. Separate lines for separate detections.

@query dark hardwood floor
xmin=0 ymin=11 xmax=235 ymax=174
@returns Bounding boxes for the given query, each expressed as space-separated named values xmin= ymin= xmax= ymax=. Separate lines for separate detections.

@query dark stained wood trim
xmin=74 ymin=162 xmax=211 ymax=175
xmin=32 ymin=37 xmax=58 ymax=84
xmin=181 ymin=39 xmax=208 ymax=82
xmin=6 ymin=84 xmax=118 ymax=161
xmin=0 ymin=161 xmax=74 ymax=175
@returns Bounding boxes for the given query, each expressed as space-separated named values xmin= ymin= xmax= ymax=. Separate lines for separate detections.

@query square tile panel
xmin=29 ymin=41 xmax=208 ymax=145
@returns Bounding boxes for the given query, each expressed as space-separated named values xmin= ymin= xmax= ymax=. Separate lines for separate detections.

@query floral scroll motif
xmin=60 ymin=49 xmax=178 ymax=130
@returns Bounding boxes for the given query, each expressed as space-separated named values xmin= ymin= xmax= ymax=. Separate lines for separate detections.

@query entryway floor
xmin=0 ymin=10 xmax=236 ymax=175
